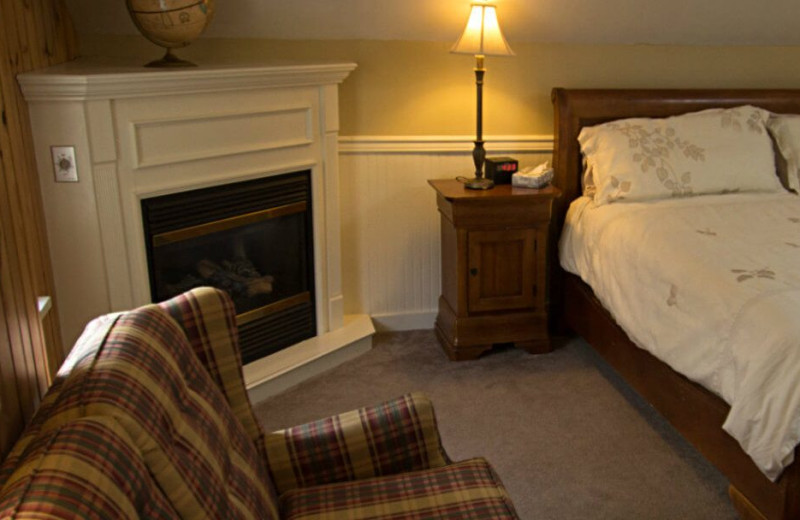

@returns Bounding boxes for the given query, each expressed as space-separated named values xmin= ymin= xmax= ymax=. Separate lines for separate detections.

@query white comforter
xmin=560 ymin=192 xmax=800 ymax=481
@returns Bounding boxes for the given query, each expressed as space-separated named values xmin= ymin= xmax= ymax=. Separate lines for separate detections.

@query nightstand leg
xmin=434 ymin=325 xmax=492 ymax=361
xmin=515 ymin=339 xmax=552 ymax=354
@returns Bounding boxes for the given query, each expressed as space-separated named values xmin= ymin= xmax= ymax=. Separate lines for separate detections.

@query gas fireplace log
xmin=196 ymin=258 xmax=274 ymax=298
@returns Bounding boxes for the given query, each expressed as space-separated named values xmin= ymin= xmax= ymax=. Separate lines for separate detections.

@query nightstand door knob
xmin=470 ymin=268 xmax=478 ymax=276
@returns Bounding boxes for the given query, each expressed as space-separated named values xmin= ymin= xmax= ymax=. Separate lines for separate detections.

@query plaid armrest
xmin=264 ymin=392 xmax=452 ymax=494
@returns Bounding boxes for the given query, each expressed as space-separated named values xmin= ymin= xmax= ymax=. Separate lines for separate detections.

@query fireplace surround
xmin=19 ymin=60 xmax=372 ymax=399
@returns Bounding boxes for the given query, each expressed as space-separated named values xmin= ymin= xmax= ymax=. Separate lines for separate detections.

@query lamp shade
xmin=451 ymin=3 xmax=514 ymax=57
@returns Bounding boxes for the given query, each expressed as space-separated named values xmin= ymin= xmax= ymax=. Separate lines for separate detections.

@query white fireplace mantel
xmin=18 ymin=62 xmax=359 ymax=101
xmin=19 ymin=59 xmax=372 ymax=400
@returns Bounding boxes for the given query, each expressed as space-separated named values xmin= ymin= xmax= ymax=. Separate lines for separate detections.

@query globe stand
xmin=146 ymin=48 xmax=196 ymax=68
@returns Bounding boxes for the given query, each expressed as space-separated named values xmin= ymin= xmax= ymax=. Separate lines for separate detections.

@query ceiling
xmin=67 ymin=0 xmax=800 ymax=46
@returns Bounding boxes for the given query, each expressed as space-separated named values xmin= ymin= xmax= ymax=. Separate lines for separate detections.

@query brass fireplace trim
xmin=152 ymin=201 xmax=307 ymax=247
xmin=235 ymin=291 xmax=312 ymax=327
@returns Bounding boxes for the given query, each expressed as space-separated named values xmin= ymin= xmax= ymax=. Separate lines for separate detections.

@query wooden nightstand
xmin=428 ymin=179 xmax=560 ymax=361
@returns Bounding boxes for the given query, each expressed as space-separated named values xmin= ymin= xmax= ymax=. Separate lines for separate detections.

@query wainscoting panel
xmin=339 ymin=136 xmax=553 ymax=331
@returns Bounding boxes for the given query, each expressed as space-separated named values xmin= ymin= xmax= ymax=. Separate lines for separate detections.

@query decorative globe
xmin=126 ymin=0 xmax=216 ymax=67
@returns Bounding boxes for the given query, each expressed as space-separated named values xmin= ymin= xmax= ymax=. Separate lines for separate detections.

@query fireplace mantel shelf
xmin=18 ymin=60 xmax=358 ymax=101
xmin=19 ymin=60 xmax=372 ymax=401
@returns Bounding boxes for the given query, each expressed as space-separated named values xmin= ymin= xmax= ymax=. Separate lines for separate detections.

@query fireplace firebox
xmin=141 ymin=171 xmax=316 ymax=364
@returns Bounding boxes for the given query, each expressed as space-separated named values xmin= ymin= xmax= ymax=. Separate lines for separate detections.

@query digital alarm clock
xmin=484 ymin=157 xmax=518 ymax=185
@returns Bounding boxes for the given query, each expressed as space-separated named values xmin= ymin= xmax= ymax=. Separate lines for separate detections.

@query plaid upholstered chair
xmin=0 ymin=287 xmax=518 ymax=519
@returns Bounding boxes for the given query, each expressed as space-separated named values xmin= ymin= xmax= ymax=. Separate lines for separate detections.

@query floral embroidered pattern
xmin=721 ymin=109 xmax=765 ymax=134
xmin=608 ymin=123 xmax=703 ymax=197
xmin=607 ymin=175 xmax=632 ymax=199
xmin=599 ymin=108 xmax=767 ymax=200
xmin=731 ymin=268 xmax=776 ymax=282
xmin=666 ymin=284 xmax=678 ymax=307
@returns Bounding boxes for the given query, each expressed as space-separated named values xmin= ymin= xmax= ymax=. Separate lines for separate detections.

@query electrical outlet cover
xmin=51 ymin=146 xmax=78 ymax=182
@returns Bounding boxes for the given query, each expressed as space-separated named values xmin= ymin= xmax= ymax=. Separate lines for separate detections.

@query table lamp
xmin=451 ymin=2 xmax=515 ymax=190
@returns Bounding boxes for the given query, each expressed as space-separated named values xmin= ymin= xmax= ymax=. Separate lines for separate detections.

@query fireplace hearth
xmin=141 ymin=171 xmax=316 ymax=363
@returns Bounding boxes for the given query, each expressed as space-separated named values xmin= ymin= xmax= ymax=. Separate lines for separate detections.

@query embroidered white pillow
xmin=578 ymin=106 xmax=783 ymax=205
xmin=766 ymin=114 xmax=800 ymax=192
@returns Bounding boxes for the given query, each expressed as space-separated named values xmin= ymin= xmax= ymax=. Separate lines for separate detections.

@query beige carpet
xmin=253 ymin=330 xmax=737 ymax=519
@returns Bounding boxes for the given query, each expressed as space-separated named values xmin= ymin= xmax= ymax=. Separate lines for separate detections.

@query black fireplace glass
xmin=141 ymin=171 xmax=316 ymax=363
xmin=150 ymin=212 xmax=309 ymax=316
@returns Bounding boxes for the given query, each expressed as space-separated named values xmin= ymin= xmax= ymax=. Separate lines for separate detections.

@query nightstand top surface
xmin=428 ymin=179 xmax=561 ymax=201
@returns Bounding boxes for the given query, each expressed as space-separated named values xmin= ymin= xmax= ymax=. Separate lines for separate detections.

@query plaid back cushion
xmin=3 ymin=303 xmax=280 ymax=519
xmin=0 ymin=312 xmax=120 ymax=486
xmin=158 ymin=287 xmax=267 ymax=461
xmin=0 ymin=416 xmax=178 ymax=519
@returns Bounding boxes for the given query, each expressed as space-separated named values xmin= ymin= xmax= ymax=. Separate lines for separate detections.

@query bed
xmin=550 ymin=88 xmax=800 ymax=520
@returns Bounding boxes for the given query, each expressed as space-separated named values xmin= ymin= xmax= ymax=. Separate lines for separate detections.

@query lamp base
xmin=463 ymin=177 xmax=495 ymax=190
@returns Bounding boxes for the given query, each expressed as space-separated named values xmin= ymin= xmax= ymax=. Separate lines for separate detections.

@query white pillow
xmin=581 ymin=159 xmax=596 ymax=198
xmin=578 ymin=106 xmax=783 ymax=205
xmin=766 ymin=114 xmax=800 ymax=192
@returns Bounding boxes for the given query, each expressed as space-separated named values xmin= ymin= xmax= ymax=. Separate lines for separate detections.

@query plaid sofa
xmin=0 ymin=287 xmax=518 ymax=519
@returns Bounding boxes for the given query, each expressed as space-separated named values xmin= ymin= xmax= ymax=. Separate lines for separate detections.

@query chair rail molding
xmin=339 ymin=134 xmax=554 ymax=154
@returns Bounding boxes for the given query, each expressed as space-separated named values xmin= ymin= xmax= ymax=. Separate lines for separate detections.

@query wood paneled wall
xmin=0 ymin=0 xmax=77 ymax=459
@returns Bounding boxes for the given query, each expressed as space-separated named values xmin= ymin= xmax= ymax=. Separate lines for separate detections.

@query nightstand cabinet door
xmin=468 ymin=228 xmax=536 ymax=313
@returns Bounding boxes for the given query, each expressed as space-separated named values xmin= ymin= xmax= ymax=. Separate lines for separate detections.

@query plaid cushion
xmin=2 ymin=303 xmax=280 ymax=519
xmin=0 ymin=416 xmax=178 ymax=519
xmin=265 ymin=393 xmax=451 ymax=494
xmin=158 ymin=287 xmax=267 ymax=461
xmin=280 ymin=457 xmax=519 ymax=519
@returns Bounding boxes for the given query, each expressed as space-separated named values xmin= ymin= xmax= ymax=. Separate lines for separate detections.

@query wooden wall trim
xmin=0 ymin=0 xmax=77 ymax=459
xmin=339 ymin=135 xmax=554 ymax=154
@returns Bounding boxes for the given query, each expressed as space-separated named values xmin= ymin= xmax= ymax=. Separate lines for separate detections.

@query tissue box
xmin=512 ymin=168 xmax=554 ymax=189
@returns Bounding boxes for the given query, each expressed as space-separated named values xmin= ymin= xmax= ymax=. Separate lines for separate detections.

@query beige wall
xmin=69 ymin=35 xmax=800 ymax=326
xmin=66 ymin=0 xmax=800 ymax=47
xmin=79 ymin=35 xmax=800 ymax=136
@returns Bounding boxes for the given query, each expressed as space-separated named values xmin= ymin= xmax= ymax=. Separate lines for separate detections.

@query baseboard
xmin=371 ymin=311 xmax=437 ymax=332
xmin=245 ymin=314 xmax=375 ymax=403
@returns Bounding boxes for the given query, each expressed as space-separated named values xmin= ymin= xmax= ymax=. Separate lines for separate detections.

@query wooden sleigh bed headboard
xmin=549 ymin=88 xmax=800 ymax=520
xmin=551 ymin=88 xmax=800 ymax=217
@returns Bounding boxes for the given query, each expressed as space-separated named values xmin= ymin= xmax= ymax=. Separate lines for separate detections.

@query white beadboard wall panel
xmin=339 ymin=135 xmax=553 ymax=331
